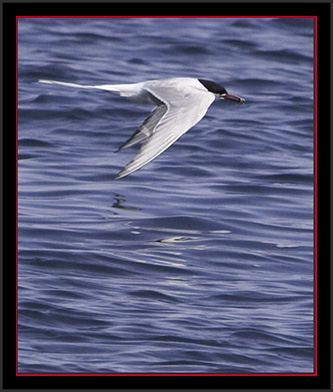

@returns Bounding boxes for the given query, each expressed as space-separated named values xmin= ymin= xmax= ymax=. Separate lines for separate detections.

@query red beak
xmin=222 ymin=92 xmax=245 ymax=104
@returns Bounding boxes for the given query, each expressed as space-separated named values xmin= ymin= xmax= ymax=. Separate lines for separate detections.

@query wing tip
xmin=113 ymin=169 xmax=129 ymax=180
xmin=113 ymin=172 xmax=122 ymax=180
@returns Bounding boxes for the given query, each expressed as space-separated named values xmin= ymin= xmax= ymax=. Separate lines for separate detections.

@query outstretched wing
xmin=39 ymin=78 xmax=215 ymax=180
xmin=114 ymin=84 xmax=215 ymax=179
xmin=115 ymin=104 xmax=168 ymax=152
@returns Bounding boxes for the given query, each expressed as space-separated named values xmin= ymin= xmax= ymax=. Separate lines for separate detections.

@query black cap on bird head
xmin=198 ymin=79 xmax=245 ymax=104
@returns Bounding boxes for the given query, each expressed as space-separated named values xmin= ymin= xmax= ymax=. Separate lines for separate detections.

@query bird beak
xmin=221 ymin=92 xmax=245 ymax=104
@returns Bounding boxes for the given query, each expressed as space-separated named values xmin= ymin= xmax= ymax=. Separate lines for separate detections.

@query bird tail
xmin=38 ymin=79 xmax=143 ymax=97
xmin=39 ymin=79 xmax=98 ymax=89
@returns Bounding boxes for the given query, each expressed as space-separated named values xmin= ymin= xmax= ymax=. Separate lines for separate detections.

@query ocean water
xmin=17 ymin=17 xmax=314 ymax=374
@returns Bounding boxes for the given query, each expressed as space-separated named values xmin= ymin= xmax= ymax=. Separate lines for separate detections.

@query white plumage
xmin=39 ymin=77 xmax=244 ymax=179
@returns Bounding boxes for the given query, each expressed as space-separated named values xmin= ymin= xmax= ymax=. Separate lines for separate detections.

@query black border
xmin=2 ymin=1 xmax=332 ymax=391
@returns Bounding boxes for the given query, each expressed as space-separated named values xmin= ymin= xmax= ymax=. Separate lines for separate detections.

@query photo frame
xmin=2 ymin=1 xmax=331 ymax=390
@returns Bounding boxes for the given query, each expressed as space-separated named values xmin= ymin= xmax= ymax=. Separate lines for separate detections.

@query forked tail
xmin=38 ymin=79 xmax=132 ymax=95
xmin=39 ymin=79 xmax=98 ymax=89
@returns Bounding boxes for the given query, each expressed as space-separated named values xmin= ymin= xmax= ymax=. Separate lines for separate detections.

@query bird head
xmin=198 ymin=79 xmax=245 ymax=104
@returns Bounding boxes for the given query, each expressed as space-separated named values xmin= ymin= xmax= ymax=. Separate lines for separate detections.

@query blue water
xmin=17 ymin=17 xmax=314 ymax=374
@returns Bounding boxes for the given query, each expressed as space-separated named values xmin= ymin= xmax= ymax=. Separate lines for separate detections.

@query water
xmin=17 ymin=17 xmax=314 ymax=374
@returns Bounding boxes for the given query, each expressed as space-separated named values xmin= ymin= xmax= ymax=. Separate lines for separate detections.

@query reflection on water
xmin=155 ymin=236 xmax=200 ymax=244
xmin=112 ymin=194 xmax=141 ymax=211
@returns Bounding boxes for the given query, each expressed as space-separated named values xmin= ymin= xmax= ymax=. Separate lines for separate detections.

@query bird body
xmin=39 ymin=77 xmax=244 ymax=179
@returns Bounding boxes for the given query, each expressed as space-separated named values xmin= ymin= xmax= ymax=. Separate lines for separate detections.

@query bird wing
xmin=114 ymin=84 xmax=215 ymax=179
xmin=115 ymin=104 xmax=168 ymax=152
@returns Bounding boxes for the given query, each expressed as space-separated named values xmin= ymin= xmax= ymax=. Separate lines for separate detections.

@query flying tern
xmin=39 ymin=77 xmax=245 ymax=179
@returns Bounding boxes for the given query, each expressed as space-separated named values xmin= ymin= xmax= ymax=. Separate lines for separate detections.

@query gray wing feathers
xmin=115 ymin=104 xmax=168 ymax=152
xmin=114 ymin=127 xmax=176 ymax=180
xmin=115 ymin=90 xmax=214 ymax=179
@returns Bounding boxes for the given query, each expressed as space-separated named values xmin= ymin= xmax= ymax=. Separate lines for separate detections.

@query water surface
xmin=18 ymin=17 xmax=314 ymax=374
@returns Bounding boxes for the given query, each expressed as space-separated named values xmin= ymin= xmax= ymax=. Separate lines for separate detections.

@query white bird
xmin=39 ymin=77 xmax=245 ymax=180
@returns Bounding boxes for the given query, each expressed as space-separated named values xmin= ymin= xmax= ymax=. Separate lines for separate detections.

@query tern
xmin=39 ymin=77 xmax=245 ymax=179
